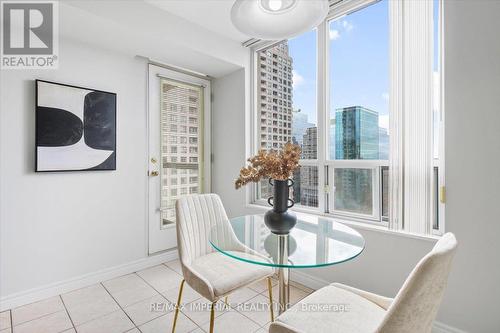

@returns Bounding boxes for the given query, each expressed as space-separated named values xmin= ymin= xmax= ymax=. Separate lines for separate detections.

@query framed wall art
xmin=35 ymin=80 xmax=116 ymax=172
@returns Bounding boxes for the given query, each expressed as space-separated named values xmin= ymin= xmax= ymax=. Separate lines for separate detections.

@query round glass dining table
xmin=209 ymin=214 xmax=365 ymax=313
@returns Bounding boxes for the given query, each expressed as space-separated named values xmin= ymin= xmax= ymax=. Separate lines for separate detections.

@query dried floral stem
xmin=235 ymin=142 xmax=301 ymax=189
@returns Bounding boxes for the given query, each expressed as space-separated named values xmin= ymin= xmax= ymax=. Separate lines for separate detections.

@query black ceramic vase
xmin=264 ymin=178 xmax=297 ymax=235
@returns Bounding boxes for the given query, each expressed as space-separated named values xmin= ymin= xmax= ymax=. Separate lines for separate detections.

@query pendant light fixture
xmin=231 ymin=0 xmax=330 ymax=40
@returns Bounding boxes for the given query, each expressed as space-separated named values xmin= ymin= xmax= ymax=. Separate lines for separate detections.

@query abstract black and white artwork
xmin=36 ymin=80 xmax=116 ymax=171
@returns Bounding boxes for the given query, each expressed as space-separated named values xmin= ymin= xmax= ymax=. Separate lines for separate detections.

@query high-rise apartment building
xmin=301 ymin=127 xmax=317 ymax=159
xmin=160 ymin=81 xmax=202 ymax=225
xmin=258 ymin=42 xmax=294 ymax=197
xmin=300 ymin=127 xmax=318 ymax=207
xmin=258 ymin=42 xmax=293 ymax=150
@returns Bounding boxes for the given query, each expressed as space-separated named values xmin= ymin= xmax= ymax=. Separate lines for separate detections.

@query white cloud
xmin=342 ymin=20 xmax=354 ymax=32
xmin=329 ymin=29 xmax=340 ymax=40
xmin=329 ymin=20 xmax=353 ymax=41
xmin=292 ymin=70 xmax=304 ymax=89
xmin=381 ymin=92 xmax=389 ymax=101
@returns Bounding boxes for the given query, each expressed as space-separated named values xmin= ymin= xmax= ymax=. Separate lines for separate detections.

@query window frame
xmin=249 ymin=0 xmax=444 ymax=235
xmin=433 ymin=0 xmax=446 ymax=236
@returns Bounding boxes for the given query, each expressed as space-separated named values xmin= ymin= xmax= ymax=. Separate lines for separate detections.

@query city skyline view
xmin=257 ymin=0 xmax=392 ymax=210
xmin=289 ymin=0 xmax=390 ymax=132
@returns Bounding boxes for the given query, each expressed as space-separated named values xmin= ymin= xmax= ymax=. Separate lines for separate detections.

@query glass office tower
xmin=335 ymin=106 xmax=379 ymax=160
xmin=334 ymin=106 xmax=379 ymax=215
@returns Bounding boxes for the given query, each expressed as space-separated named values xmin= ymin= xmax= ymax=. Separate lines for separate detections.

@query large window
xmin=252 ymin=0 xmax=444 ymax=235
xmin=256 ymin=31 xmax=319 ymax=208
xmin=328 ymin=0 xmax=389 ymax=220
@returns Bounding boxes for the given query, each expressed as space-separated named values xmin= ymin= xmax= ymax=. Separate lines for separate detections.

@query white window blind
xmin=389 ymin=0 xmax=434 ymax=234
xmin=160 ymin=79 xmax=204 ymax=226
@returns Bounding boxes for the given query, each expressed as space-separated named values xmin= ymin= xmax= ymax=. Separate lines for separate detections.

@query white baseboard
xmin=0 ymin=250 xmax=178 ymax=311
xmin=290 ymin=270 xmax=468 ymax=333
xmin=290 ymin=269 xmax=330 ymax=290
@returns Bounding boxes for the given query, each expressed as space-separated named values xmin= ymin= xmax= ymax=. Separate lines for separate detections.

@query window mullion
xmin=317 ymin=20 xmax=328 ymax=214
xmin=388 ymin=0 xmax=404 ymax=231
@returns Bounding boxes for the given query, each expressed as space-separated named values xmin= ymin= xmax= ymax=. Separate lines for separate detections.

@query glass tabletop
xmin=209 ymin=214 xmax=365 ymax=268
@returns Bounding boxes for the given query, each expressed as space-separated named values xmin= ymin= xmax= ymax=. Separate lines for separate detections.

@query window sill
xmin=245 ymin=203 xmax=440 ymax=243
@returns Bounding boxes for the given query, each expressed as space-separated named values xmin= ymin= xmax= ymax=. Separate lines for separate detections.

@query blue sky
xmin=288 ymin=0 xmax=390 ymax=129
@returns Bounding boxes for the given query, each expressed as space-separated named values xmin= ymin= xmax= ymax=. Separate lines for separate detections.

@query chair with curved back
xmin=172 ymin=193 xmax=275 ymax=333
xmin=269 ymin=233 xmax=457 ymax=333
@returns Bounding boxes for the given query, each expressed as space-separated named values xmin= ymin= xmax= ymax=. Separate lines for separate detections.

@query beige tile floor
xmin=1 ymin=259 xmax=314 ymax=333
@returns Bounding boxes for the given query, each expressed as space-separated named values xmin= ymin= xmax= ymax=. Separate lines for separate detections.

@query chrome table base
xmin=277 ymin=235 xmax=290 ymax=314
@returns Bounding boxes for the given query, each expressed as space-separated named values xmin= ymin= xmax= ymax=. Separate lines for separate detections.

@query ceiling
xmin=144 ymin=0 xmax=250 ymax=43
xmin=61 ymin=0 xmax=248 ymax=77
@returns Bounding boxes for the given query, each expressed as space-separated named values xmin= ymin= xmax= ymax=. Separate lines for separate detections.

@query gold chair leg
xmin=171 ymin=279 xmax=185 ymax=333
xmin=267 ymin=277 xmax=275 ymax=322
xmin=224 ymin=296 xmax=229 ymax=309
xmin=209 ymin=301 xmax=216 ymax=333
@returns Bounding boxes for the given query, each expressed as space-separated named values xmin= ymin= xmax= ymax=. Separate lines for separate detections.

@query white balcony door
xmin=148 ymin=64 xmax=211 ymax=254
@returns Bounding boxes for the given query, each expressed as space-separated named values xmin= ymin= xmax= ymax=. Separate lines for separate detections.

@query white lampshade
xmin=231 ymin=0 xmax=330 ymax=40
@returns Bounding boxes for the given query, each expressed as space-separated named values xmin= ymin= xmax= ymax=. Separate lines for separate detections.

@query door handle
xmin=149 ymin=171 xmax=159 ymax=177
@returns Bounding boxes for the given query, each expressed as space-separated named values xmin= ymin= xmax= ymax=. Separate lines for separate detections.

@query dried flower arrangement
xmin=235 ymin=142 xmax=301 ymax=189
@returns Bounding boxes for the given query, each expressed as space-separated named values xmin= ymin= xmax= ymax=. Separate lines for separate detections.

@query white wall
xmin=440 ymin=0 xmax=500 ymax=331
xmin=212 ymin=69 xmax=248 ymax=215
xmin=211 ymin=1 xmax=500 ymax=332
xmin=0 ymin=38 xmax=149 ymax=298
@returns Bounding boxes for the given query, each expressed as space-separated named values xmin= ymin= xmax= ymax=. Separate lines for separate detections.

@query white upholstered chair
xmin=269 ymin=233 xmax=457 ymax=333
xmin=172 ymin=194 xmax=275 ymax=333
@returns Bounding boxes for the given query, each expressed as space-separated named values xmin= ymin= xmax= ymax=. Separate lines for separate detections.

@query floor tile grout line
xmin=193 ymin=307 xmax=232 ymax=330
xmin=7 ymin=295 xmax=72 ymax=328
xmin=64 ymin=304 xmax=119 ymax=328
xmin=235 ymin=308 xmax=270 ymax=329
xmin=59 ymin=295 xmax=77 ymax=331
xmin=133 ymin=272 xmax=175 ymax=303
xmin=162 ymin=262 xmax=183 ymax=276
xmin=179 ymin=308 xmax=207 ymax=332
xmin=102 ymin=274 xmax=164 ymax=309
xmin=129 ymin=311 xmax=170 ymax=331
xmin=8 ymin=309 xmax=68 ymax=329
xmin=129 ymin=272 xmax=188 ymax=331
xmin=179 ymin=297 xmax=234 ymax=331
xmin=100 ymin=282 xmax=141 ymax=332
xmin=178 ymin=302 xmax=224 ymax=330
xmin=62 ymin=285 xmax=132 ymax=328
xmin=9 ymin=310 xmax=13 ymax=332
xmin=133 ymin=321 xmax=144 ymax=333
xmin=231 ymin=294 xmax=274 ymax=329
xmin=133 ymin=264 xmax=214 ymax=331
